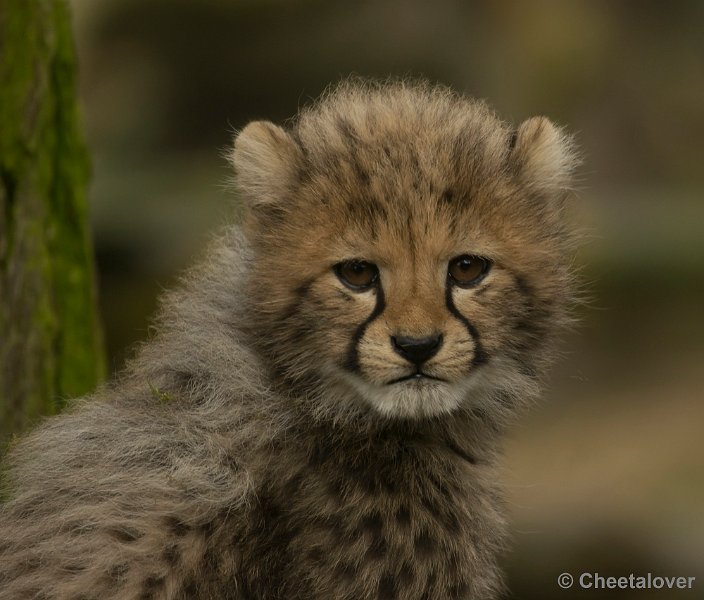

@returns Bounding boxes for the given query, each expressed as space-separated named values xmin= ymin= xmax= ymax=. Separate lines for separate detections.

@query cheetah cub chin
xmin=0 ymin=80 xmax=578 ymax=600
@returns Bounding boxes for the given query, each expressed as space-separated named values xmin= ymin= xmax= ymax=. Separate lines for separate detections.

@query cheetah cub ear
xmin=230 ymin=121 xmax=302 ymax=217
xmin=509 ymin=116 xmax=578 ymax=194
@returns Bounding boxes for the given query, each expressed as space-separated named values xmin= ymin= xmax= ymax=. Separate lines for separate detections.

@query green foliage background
xmin=0 ymin=0 xmax=104 ymax=441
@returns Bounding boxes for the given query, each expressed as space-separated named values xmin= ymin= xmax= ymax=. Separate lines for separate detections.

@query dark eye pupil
xmin=448 ymin=254 xmax=490 ymax=286
xmin=335 ymin=260 xmax=378 ymax=290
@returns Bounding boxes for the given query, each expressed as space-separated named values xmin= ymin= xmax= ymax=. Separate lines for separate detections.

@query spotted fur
xmin=0 ymin=79 xmax=579 ymax=599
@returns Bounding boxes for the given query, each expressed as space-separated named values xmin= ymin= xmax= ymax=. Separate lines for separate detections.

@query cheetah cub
xmin=0 ymin=80 xmax=578 ymax=599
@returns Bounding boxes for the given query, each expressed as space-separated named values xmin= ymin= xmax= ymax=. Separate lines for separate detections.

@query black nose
xmin=391 ymin=334 xmax=443 ymax=366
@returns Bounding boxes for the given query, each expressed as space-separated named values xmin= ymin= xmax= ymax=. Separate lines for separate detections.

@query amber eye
xmin=334 ymin=260 xmax=379 ymax=290
xmin=448 ymin=255 xmax=491 ymax=287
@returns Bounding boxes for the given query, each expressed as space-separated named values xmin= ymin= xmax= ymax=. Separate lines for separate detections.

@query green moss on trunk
xmin=0 ymin=0 xmax=105 ymax=442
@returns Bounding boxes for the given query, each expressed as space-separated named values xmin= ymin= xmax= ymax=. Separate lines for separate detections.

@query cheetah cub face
xmin=233 ymin=82 xmax=577 ymax=420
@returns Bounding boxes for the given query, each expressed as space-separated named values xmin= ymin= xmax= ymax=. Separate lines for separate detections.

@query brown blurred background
xmin=71 ymin=0 xmax=703 ymax=597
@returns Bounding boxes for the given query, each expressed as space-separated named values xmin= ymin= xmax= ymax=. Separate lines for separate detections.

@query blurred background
xmin=70 ymin=0 xmax=703 ymax=597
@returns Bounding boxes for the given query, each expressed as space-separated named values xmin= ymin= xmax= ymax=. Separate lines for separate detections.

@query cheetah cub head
xmin=232 ymin=81 xmax=577 ymax=421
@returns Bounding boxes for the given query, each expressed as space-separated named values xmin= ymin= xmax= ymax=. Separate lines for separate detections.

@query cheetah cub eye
xmin=447 ymin=255 xmax=492 ymax=287
xmin=334 ymin=260 xmax=379 ymax=291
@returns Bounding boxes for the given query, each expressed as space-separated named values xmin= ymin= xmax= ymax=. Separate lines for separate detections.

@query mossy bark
xmin=0 ymin=0 xmax=105 ymax=442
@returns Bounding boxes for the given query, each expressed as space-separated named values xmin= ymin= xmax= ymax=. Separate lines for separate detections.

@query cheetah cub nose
xmin=391 ymin=334 xmax=443 ymax=365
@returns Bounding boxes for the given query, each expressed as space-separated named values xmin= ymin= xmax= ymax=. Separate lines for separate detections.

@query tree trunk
xmin=0 ymin=0 xmax=105 ymax=443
